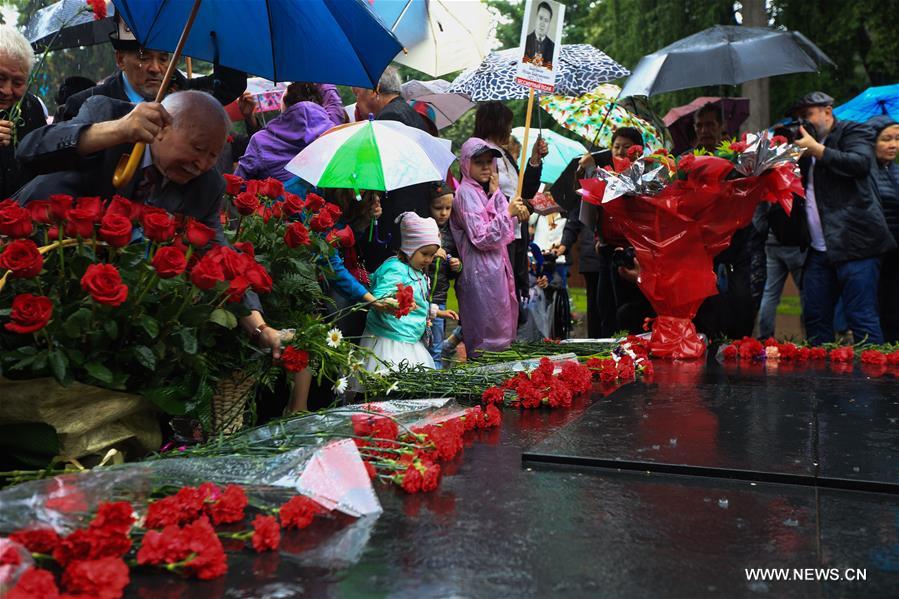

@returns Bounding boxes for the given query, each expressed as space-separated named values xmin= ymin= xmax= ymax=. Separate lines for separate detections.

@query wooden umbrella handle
xmin=113 ymin=0 xmax=203 ymax=188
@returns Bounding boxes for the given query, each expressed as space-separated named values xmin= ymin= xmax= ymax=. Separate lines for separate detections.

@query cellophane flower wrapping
xmin=583 ymin=134 xmax=803 ymax=359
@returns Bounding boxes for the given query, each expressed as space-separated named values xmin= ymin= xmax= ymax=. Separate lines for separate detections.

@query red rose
xmin=190 ymin=254 xmax=226 ymax=290
xmin=326 ymin=226 xmax=355 ymax=248
xmin=222 ymin=173 xmax=244 ymax=196
xmin=279 ymin=495 xmax=323 ymax=529
xmin=309 ymin=209 xmax=335 ymax=232
xmin=283 ymin=193 xmax=305 ymax=215
xmin=6 ymin=568 xmax=59 ymax=599
xmin=251 ymin=515 xmax=280 ymax=552
xmin=61 ymin=556 xmax=130 ymax=598
xmin=0 ymin=239 xmax=43 ymax=278
xmin=185 ymin=219 xmax=216 ymax=248
xmin=104 ymin=195 xmax=142 ymax=221
xmin=262 ymin=177 xmax=284 ymax=199
xmin=626 ymin=144 xmax=644 ymax=160
xmin=27 ymin=199 xmax=52 ymax=224
xmin=49 ymin=194 xmax=73 ymax=221
xmin=141 ymin=209 xmax=176 ymax=243
xmin=233 ymin=241 xmax=255 ymax=257
xmin=0 ymin=200 xmax=33 ymax=238
xmin=233 ymin=191 xmax=260 ymax=216
xmin=64 ymin=207 xmax=96 ymax=238
xmin=151 ymin=246 xmax=187 ymax=278
xmin=75 ymin=196 xmax=103 ymax=222
xmin=245 ymin=179 xmax=263 ymax=197
xmin=323 ymin=202 xmax=343 ymax=220
xmin=284 ymin=221 xmax=311 ymax=247
xmin=304 ymin=193 xmax=325 ymax=212
xmin=81 ymin=263 xmax=128 ymax=307
xmin=223 ymin=276 xmax=248 ymax=302
xmin=98 ymin=213 xmax=133 ymax=248
xmin=245 ymin=262 xmax=272 ymax=293
xmin=5 ymin=293 xmax=53 ymax=333
xmin=207 ymin=245 xmax=245 ymax=279
xmin=9 ymin=527 xmax=61 ymax=554
xmin=281 ymin=346 xmax=309 ymax=372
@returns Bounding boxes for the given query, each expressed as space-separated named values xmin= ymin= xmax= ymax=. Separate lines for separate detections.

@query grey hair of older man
xmin=376 ymin=66 xmax=402 ymax=95
xmin=0 ymin=24 xmax=35 ymax=73
xmin=161 ymin=90 xmax=230 ymax=133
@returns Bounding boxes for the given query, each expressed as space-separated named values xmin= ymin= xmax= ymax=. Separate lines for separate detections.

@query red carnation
xmin=0 ymin=239 xmax=43 ymax=278
xmin=420 ymin=461 xmax=441 ymax=492
xmin=284 ymin=221 xmax=311 ymax=248
xmin=223 ymin=173 xmax=244 ymax=196
xmin=10 ymin=527 xmax=61 ymax=554
xmin=482 ymin=386 xmax=503 ymax=405
xmin=233 ymin=191 xmax=260 ymax=216
xmin=141 ymin=209 xmax=176 ymax=243
xmin=5 ymin=293 xmax=53 ymax=334
xmin=251 ymin=515 xmax=280 ymax=552
xmin=394 ymin=283 xmax=415 ymax=318
xmin=98 ymin=213 xmax=133 ymax=248
xmin=5 ymin=568 xmax=59 ymax=599
xmin=185 ymin=219 xmax=216 ymax=248
xmin=52 ymin=527 xmax=131 ymax=566
xmin=61 ymin=556 xmax=129 ymax=598
xmin=678 ymin=153 xmax=697 ymax=173
xmin=309 ymin=209 xmax=335 ymax=232
xmin=482 ymin=404 xmax=502 ymax=428
xmin=89 ymin=501 xmax=135 ymax=535
xmin=86 ymin=0 xmax=107 ymax=20
xmin=304 ymin=193 xmax=325 ymax=212
xmin=137 ymin=524 xmax=190 ymax=566
xmin=281 ymin=346 xmax=309 ymax=372
xmin=860 ymin=349 xmax=887 ymax=365
xmin=81 ymin=263 xmax=128 ymax=307
xmin=808 ymin=347 xmax=827 ymax=360
xmin=0 ymin=200 xmax=33 ymax=238
xmin=144 ymin=486 xmax=206 ymax=529
xmin=190 ymin=254 xmax=226 ymax=290
xmin=401 ymin=466 xmax=422 ymax=493
xmin=722 ymin=344 xmax=738 ymax=360
xmin=151 ymin=246 xmax=187 ymax=278
xmin=279 ymin=495 xmax=323 ymax=529
xmin=829 ymin=346 xmax=854 ymax=363
xmin=182 ymin=517 xmax=228 ymax=580
xmin=206 ymin=484 xmax=247 ymax=525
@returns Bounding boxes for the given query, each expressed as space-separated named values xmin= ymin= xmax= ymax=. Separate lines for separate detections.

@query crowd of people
xmin=1 ymin=17 xmax=897 ymax=395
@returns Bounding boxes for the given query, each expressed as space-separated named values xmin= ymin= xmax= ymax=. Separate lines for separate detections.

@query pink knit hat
xmin=395 ymin=212 xmax=440 ymax=257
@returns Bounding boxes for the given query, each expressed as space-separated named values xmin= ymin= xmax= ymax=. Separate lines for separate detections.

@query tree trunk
xmin=740 ymin=0 xmax=770 ymax=133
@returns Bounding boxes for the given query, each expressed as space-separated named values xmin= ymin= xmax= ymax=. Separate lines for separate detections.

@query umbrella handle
xmin=112 ymin=143 xmax=145 ymax=189
xmin=589 ymin=89 xmax=623 ymax=150
xmin=112 ymin=0 xmax=204 ymax=188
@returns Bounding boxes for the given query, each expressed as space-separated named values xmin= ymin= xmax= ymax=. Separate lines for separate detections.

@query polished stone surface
xmin=128 ymin=360 xmax=899 ymax=598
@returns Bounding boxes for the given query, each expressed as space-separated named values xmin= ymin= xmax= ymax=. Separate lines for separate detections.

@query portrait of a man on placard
xmin=522 ymin=1 xmax=556 ymax=68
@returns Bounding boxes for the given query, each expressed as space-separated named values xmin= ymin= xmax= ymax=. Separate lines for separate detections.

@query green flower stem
xmin=171 ymin=287 xmax=198 ymax=323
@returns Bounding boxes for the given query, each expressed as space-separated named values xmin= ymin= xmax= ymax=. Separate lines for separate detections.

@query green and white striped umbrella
xmin=285 ymin=119 xmax=456 ymax=192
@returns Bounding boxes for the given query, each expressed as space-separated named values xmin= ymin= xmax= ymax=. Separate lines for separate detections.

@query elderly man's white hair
xmin=161 ymin=90 xmax=230 ymax=132
xmin=376 ymin=66 xmax=402 ymax=95
xmin=0 ymin=25 xmax=35 ymax=73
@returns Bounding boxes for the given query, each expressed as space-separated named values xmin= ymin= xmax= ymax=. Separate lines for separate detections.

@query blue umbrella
xmin=367 ymin=0 xmax=428 ymax=50
xmin=111 ymin=0 xmax=403 ymax=87
xmin=834 ymin=84 xmax=899 ymax=122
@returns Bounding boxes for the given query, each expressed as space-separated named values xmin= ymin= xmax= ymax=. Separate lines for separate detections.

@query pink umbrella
xmin=663 ymin=97 xmax=750 ymax=154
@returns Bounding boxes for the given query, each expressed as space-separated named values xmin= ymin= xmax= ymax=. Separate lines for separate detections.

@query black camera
xmin=773 ymin=119 xmax=817 ymax=144
xmin=612 ymin=246 xmax=637 ymax=270
xmin=540 ymin=252 xmax=558 ymax=278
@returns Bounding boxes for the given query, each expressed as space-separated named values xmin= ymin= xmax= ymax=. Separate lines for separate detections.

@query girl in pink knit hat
xmin=359 ymin=212 xmax=459 ymax=373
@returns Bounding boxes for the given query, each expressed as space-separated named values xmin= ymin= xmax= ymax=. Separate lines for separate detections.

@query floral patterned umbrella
xmin=539 ymin=84 xmax=666 ymax=152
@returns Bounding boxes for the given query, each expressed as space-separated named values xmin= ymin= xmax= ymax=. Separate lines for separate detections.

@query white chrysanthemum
xmin=333 ymin=377 xmax=348 ymax=394
xmin=326 ymin=327 xmax=343 ymax=348
xmin=385 ymin=381 xmax=399 ymax=396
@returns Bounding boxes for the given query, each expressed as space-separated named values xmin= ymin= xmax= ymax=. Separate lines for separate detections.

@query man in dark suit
xmin=57 ymin=15 xmax=245 ymax=122
xmin=523 ymin=2 xmax=555 ymax=68
xmin=14 ymin=90 xmax=283 ymax=356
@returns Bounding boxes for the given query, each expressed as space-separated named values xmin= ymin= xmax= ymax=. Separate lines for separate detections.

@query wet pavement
xmin=128 ymin=359 xmax=899 ymax=598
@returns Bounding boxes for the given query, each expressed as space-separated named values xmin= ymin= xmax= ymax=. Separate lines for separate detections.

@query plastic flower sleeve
xmin=0 ymin=537 xmax=34 ymax=592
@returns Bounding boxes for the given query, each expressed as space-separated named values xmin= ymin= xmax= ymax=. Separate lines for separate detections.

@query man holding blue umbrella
xmin=57 ymin=14 xmax=246 ymax=122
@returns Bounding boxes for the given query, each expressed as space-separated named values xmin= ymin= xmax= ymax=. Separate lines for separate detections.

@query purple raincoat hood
xmin=235 ymin=101 xmax=334 ymax=182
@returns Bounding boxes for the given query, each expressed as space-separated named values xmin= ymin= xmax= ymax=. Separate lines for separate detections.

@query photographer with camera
xmin=789 ymin=92 xmax=895 ymax=345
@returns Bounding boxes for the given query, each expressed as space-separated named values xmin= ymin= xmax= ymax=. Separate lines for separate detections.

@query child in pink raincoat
xmin=450 ymin=137 xmax=528 ymax=354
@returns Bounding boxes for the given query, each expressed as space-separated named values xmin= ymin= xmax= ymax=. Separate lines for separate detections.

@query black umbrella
xmin=24 ymin=0 xmax=114 ymax=52
xmin=621 ymin=25 xmax=834 ymax=98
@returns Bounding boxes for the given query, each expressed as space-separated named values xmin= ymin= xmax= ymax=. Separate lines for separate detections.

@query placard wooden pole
xmin=514 ymin=87 xmax=536 ymax=200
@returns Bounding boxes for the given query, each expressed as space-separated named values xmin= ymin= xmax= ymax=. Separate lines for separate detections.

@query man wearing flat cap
xmin=790 ymin=91 xmax=895 ymax=345
xmin=57 ymin=14 xmax=245 ymax=122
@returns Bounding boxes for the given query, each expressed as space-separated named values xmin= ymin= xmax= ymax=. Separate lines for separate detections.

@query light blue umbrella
xmin=111 ymin=0 xmax=403 ymax=87
xmin=833 ymin=84 xmax=899 ymax=122
xmin=367 ymin=0 xmax=428 ymax=50
xmin=511 ymin=127 xmax=588 ymax=185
